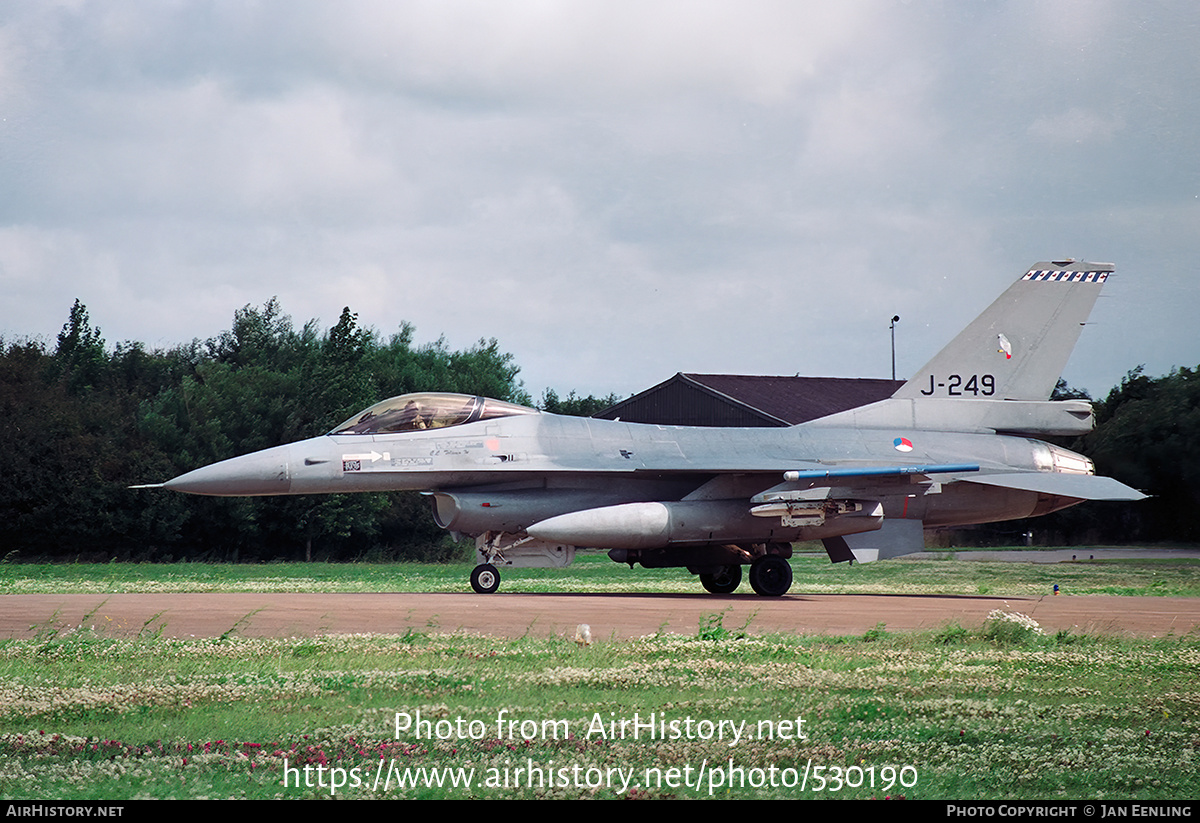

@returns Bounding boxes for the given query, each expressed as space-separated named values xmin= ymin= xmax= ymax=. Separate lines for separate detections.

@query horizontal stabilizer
xmin=963 ymin=472 xmax=1146 ymax=501
xmin=823 ymin=519 xmax=926 ymax=564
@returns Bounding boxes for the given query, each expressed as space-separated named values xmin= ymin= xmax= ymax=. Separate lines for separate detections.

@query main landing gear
xmin=698 ymin=556 xmax=793 ymax=596
xmin=699 ymin=564 xmax=742 ymax=594
xmin=748 ymin=555 xmax=793 ymax=597
xmin=470 ymin=563 xmax=500 ymax=594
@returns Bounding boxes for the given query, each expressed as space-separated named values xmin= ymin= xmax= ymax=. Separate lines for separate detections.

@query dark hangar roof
xmin=594 ymin=373 xmax=904 ymax=428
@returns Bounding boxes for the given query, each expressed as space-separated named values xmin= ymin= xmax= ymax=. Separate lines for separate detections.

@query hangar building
xmin=593 ymin=373 xmax=903 ymax=428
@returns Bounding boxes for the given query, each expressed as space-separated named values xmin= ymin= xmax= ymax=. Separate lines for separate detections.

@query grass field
xmin=3 ymin=547 xmax=1199 ymax=597
xmin=0 ymin=552 xmax=1197 ymax=800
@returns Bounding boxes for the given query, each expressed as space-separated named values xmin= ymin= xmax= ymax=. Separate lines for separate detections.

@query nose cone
xmin=163 ymin=444 xmax=292 ymax=496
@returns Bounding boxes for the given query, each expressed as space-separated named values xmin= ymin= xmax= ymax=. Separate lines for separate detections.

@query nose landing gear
xmin=470 ymin=563 xmax=500 ymax=594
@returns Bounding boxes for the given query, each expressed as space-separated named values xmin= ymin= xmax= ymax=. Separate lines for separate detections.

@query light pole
xmin=890 ymin=315 xmax=900 ymax=380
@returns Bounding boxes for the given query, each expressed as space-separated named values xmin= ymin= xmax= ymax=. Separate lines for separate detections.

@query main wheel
xmin=748 ymin=555 xmax=792 ymax=597
xmin=700 ymin=564 xmax=742 ymax=594
xmin=470 ymin=563 xmax=500 ymax=594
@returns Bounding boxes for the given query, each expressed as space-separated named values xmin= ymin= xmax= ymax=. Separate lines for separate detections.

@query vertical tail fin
xmin=893 ymin=260 xmax=1113 ymax=402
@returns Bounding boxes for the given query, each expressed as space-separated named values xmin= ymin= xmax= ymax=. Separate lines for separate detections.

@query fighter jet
xmin=148 ymin=261 xmax=1145 ymax=595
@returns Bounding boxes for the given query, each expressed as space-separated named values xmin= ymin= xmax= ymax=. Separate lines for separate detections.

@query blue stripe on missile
xmin=783 ymin=464 xmax=980 ymax=482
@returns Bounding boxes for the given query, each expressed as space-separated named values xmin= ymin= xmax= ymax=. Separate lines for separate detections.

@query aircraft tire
xmin=470 ymin=563 xmax=501 ymax=594
xmin=699 ymin=565 xmax=742 ymax=594
xmin=749 ymin=556 xmax=792 ymax=597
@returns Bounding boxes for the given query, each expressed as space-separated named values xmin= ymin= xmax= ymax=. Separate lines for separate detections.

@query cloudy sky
xmin=2 ymin=1 xmax=1197 ymax=402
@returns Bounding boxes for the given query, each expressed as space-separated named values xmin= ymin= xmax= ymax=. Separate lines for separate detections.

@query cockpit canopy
xmin=330 ymin=392 xmax=539 ymax=435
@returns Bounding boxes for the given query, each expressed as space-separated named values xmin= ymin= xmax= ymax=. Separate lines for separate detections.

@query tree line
xmin=0 ymin=299 xmax=1194 ymax=561
xmin=0 ymin=299 xmax=557 ymax=561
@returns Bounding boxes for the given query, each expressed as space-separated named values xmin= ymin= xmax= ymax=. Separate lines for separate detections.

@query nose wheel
xmin=470 ymin=563 xmax=500 ymax=594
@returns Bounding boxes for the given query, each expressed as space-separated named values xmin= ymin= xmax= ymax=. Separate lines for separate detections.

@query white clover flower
xmin=986 ymin=609 xmax=1045 ymax=635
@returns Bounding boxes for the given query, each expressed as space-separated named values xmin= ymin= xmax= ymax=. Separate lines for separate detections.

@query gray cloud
xmin=2 ymin=1 xmax=1197 ymax=402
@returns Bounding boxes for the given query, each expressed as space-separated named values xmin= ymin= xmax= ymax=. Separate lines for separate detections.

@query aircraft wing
xmin=652 ymin=456 xmax=1142 ymax=503
xmin=748 ymin=463 xmax=1144 ymax=509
